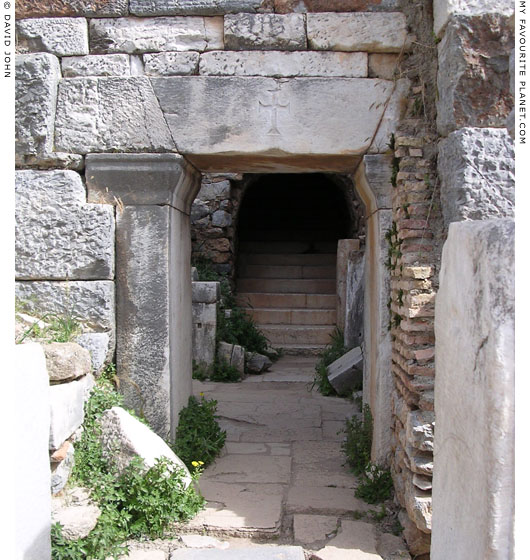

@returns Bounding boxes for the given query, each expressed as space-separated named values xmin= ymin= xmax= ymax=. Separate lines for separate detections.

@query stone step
xmin=236 ymin=292 xmax=336 ymax=309
xmin=171 ymin=546 xmax=306 ymax=560
xmin=239 ymin=241 xmax=338 ymax=254
xmin=240 ymin=253 xmax=337 ymax=266
xmin=259 ymin=324 xmax=336 ymax=345
xmin=244 ymin=307 xmax=337 ymax=325
xmin=239 ymin=264 xmax=336 ymax=280
xmin=238 ymin=278 xmax=336 ymax=294
xmin=279 ymin=343 xmax=327 ymax=355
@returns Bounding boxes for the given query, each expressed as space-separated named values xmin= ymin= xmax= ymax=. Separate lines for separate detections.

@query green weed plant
xmin=312 ymin=328 xmax=348 ymax=396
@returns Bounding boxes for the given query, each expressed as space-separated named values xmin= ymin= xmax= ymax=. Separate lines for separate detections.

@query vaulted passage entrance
xmin=235 ymin=174 xmax=356 ymax=354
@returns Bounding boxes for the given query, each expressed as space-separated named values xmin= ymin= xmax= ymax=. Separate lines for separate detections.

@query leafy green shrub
xmin=217 ymin=307 xmax=270 ymax=356
xmin=342 ymin=404 xmax=373 ymax=476
xmin=172 ymin=395 xmax=226 ymax=470
xmin=312 ymin=328 xmax=348 ymax=396
xmin=355 ymin=464 xmax=393 ymax=504
xmin=192 ymin=361 xmax=212 ymax=381
xmin=53 ymin=374 xmax=205 ymax=559
xmin=210 ymin=357 xmax=241 ymax=383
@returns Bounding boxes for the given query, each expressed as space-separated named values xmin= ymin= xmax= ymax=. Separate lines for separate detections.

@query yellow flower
xmin=199 ymin=392 xmax=204 ymax=396
xmin=192 ymin=461 xmax=199 ymax=467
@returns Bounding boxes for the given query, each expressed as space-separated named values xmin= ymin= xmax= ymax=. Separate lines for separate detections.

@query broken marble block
xmin=218 ymin=341 xmax=245 ymax=373
xmin=327 ymin=346 xmax=363 ymax=396
xmin=245 ymin=351 xmax=272 ymax=374
xmin=97 ymin=406 xmax=191 ymax=486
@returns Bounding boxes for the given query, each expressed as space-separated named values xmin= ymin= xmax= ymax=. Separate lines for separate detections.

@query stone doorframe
xmin=86 ymin=152 xmax=392 ymax=462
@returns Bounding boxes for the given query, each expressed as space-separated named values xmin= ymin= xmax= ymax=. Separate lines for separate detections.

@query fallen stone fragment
xmin=97 ymin=406 xmax=192 ymax=486
xmin=245 ymin=352 xmax=273 ymax=374
xmin=327 ymin=346 xmax=363 ymax=396
xmin=44 ymin=342 xmax=92 ymax=382
xmin=51 ymin=442 xmax=75 ymax=495
xmin=218 ymin=341 xmax=245 ymax=373
xmin=51 ymin=487 xmax=101 ymax=540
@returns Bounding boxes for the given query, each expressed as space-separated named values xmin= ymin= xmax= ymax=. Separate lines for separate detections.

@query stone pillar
xmin=336 ymin=238 xmax=360 ymax=334
xmin=86 ymin=154 xmax=201 ymax=439
xmin=16 ymin=343 xmax=51 ymax=560
xmin=432 ymin=219 xmax=514 ymax=560
xmin=353 ymin=155 xmax=392 ymax=465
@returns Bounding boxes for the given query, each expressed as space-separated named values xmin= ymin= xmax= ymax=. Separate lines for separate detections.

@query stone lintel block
xmin=15 ymin=343 xmax=51 ymax=560
xmin=224 ymin=13 xmax=306 ymax=51
xmin=16 ymin=0 xmax=129 ymax=18
xmin=130 ymin=0 xmax=264 ymax=15
xmin=436 ymin=13 xmax=513 ymax=135
xmin=15 ymin=280 xmax=116 ymax=333
xmin=432 ymin=218 xmax=514 ymax=559
xmin=438 ymin=128 xmax=514 ymax=226
xmin=144 ymin=51 xmax=200 ymax=76
xmin=327 ymin=346 xmax=363 ymax=396
xmin=55 ymin=77 xmax=175 ymax=154
xmin=49 ymin=374 xmax=95 ymax=450
xmin=15 ymin=169 xmax=115 ymax=281
xmin=433 ymin=0 xmax=514 ymax=36
xmin=151 ymin=76 xmax=406 ymax=171
xmin=199 ymin=50 xmax=368 ymax=78
xmin=192 ymin=281 xmax=221 ymax=304
xmin=86 ymin=153 xmax=201 ymax=215
xmin=89 ymin=16 xmax=223 ymax=54
xmin=16 ymin=17 xmax=89 ymax=56
xmin=62 ymin=54 xmax=131 ymax=77
xmin=307 ymin=12 xmax=410 ymax=53
xmin=16 ymin=53 xmax=61 ymax=158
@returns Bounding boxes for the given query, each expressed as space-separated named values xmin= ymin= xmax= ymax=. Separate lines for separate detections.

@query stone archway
xmin=84 ymin=75 xmax=405 ymax=461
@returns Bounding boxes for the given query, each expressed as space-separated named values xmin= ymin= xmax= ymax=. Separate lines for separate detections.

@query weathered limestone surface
xmin=15 ymin=53 xmax=61 ymax=158
xmin=307 ymin=12 xmax=409 ymax=53
xmin=130 ymin=0 xmax=264 ymax=15
xmin=15 ymin=170 xmax=115 ymax=280
xmin=151 ymin=77 xmax=408 ymax=169
xmin=436 ymin=14 xmax=513 ymax=135
xmin=192 ymin=299 xmax=217 ymax=368
xmin=76 ymin=332 xmax=112 ymax=372
xmin=368 ymin=53 xmax=399 ymax=80
xmin=51 ymin=488 xmax=101 ymax=541
xmin=51 ymin=442 xmax=75 ymax=494
xmin=171 ymin=548 xmax=305 ymax=560
xmin=15 ymin=280 xmax=116 ymax=332
xmin=144 ymin=52 xmax=200 ymax=75
xmin=274 ymin=0 xmax=400 ymax=12
xmin=15 ymin=343 xmax=51 ymax=560
xmin=55 ymin=77 xmax=175 ymax=154
xmin=44 ymin=342 xmax=92 ymax=382
xmin=438 ymin=128 xmax=514 ymax=225
xmin=345 ymin=252 xmax=365 ymax=349
xmin=218 ymin=341 xmax=245 ymax=373
xmin=98 ymin=406 xmax=192 ymax=484
xmin=200 ymin=51 xmax=368 ymax=77
xmin=16 ymin=17 xmax=89 ymax=56
xmin=327 ymin=346 xmax=363 ymax=396
xmin=224 ymin=14 xmax=306 ymax=51
xmin=49 ymin=373 xmax=95 ymax=451
xmin=16 ymin=0 xmax=129 ymax=18
xmin=62 ymin=54 xmax=131 ymax=77
xmin=432 ymin=219 xmax=514 ymax=560
xmin=433 ymin=0 xmax=514 ymax=35
xmin=90 ymin=17 xmax=223 ymax=53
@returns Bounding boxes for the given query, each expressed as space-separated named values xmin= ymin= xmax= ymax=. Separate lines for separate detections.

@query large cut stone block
xmin=274 ymin=0 xmax=400 ymax=12
xmin=192 ymin=281 xmax=220 ymax=303
xmin=345 ymin=252 xmax=364 ymax=349
xmin=151 ymin=76 xmax=409 ymax=172
xmin=86 ymin=153 xmax=200 ymax=214
xmin=16 ymin=17 xmax=89 ymax=56
xmin=307 ymin=12 xmax=409 ymax=53
xmin=224 ymin=13 xmax=306 ymax=51
xmin=438 ymin=128 xmax=514 ymax=226
xmin=144 ymin=52 xmax=200 ymax=76
xmin=199 ymin=51 xmax=368 ymax=78
xmin=76 ymin=332 xmax=113 ymax=373
xmin=15 ymin=343 xmax=51 ymax=560
xmin=433 ymin=0 xmax=514 ymax=36
xmin=98 ymin=406 xmax=191 ymax=485
xmin=15 ymin=170 xmax=115 ymax=280
xmin=16 ymin=0 xmax=128 ymax=18
xmin=432 ymin=219 xmax=514 ymax=560
xmin=218 ymin=341 xmax=245 ymax=373
xmin=89 ymin=16 xmax=223 ymax=53
xmin=192 ymin=301 xmax=217 ymax=368
xmin=15 ymin=280 xmax=116 ymax=333
xmin=44 ymin=342 xmax=92 ymax=382
xmin=130 ymin=0 xmax=264 ymax=15
xmin=55 ymin=77 xmax=175 ymax=154
xmin=16 ymin=53 xmax=61 ymax=158
xmin=436 ymin=14 xmax=513 ymax=135
xmin=327 ymin=346 xmax=363 ymax=396
xmin=49 ymin=374 xmax=95 ymax=450
xmin=62 ymin=54 xmax=131 ymax=77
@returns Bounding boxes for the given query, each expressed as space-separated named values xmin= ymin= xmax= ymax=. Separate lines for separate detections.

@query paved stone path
xmin=122 ymin=356 xmax=410 ymax=559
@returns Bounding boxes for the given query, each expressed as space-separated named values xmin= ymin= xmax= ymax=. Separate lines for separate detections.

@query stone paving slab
xmin=287 ymin=486 xmax=371 ymax=515
xmin=204 ymin=454 xmax=292 ymax=484
xmin=293 ymin=514 xmax=339 ymax=546
xmin=313 ymin=520 xmax=381 ymax=560
xmin=170 ymin=546 xmax=305 ymax=560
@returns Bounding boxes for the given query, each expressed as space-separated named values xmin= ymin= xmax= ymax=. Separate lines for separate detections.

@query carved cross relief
xmin=259 ymin=83 xmax=290 ymax=136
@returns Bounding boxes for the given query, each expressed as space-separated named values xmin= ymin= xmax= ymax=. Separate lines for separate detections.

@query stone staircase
xmin=236 ymin=241 xmax=337 ymax=354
